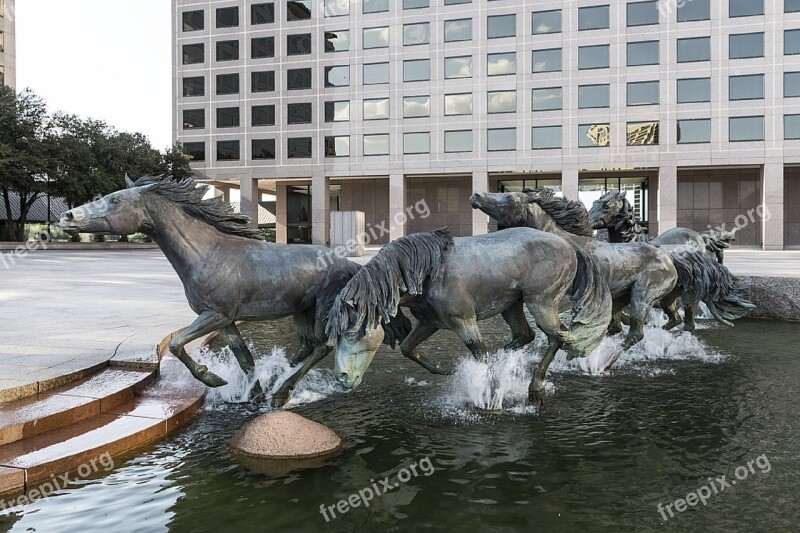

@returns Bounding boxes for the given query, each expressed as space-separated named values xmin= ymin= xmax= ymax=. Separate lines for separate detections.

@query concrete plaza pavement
xmin=0 ymin=248 xmax=798 ymax=401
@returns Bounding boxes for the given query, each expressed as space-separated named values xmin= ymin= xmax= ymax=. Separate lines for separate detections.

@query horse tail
xmin=668 ymin=249 xmax=755 ymax=326
xmin=381 ymin=307 xmax=412 ymax=349
xmin=564 ymin=242 xmax=613 ymax=358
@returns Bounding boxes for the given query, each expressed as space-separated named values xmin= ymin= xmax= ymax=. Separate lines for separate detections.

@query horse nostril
xmin=64 ymin=212 xmax=74 ymax=221
xmin=336 ymin=372 xmax=349 ymax=384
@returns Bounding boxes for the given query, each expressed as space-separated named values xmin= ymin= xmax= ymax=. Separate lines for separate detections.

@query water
xmin=1 ymin=316 xmax=799 ymax=532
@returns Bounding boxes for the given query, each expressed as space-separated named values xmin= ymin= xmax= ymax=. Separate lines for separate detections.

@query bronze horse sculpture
xmin=327 ymin=227 xmax=612 ymax=406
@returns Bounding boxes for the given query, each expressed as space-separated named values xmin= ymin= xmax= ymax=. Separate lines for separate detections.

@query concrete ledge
xmin=740 ymin=276 xmax=800 ymax=322
xmin=0 ymin=243 xmax=159 ymax=251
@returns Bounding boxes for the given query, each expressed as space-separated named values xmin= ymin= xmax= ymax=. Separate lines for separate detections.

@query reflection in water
xmin=2 ymin=317 xmax=800 ymax=531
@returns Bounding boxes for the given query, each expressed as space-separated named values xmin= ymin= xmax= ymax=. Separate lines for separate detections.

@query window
xmin=252 ymin=37 xmax=274 ymax=58
xmin=579 ymin=5 xmax=610 ymax=31
xmin=217 ymin=40 xmax=240 ymax=61
xmin=627 ymin=81 xmax=659 ymax=106
xmin=445 ymin=0 xmax=470 ymax=4
xmin=787 ymin=30 xmax=800 ymax=55
xmin=579 ymin=124 xmax=611 ymax=147
xmin=730 ymin=74 xmax=764 ymax=100
xmin=532 ymin=10 xmax=561 ymax=34
xmin=488 ymin=91 xmax=517 ymax=113
xmin=729 ymin=116 xmax=764 ymax=141
xmin=217 ymin=107 xmax=240 ymax=128
xmin=183 ymin=109 xmax=205 ymax=130
xmin=325 ymin=66 xmax=350 ymax=87
xmin=785 ymin=115 xmax=800 ymax=140
xmin=182 ymin=11 xmax=204 ymax=31
xmin=678 ymin=36 xmax=710 ymax=62
xmin=404 ymin=133 xmax=430 ymax=154
xmin=325 ymin=0 xmax=349 ymax=17
xmin=364 ymin=98 xmax=390 ymax=120
xmin=325 ymin=136 xmax=350 ymax=157
xmin=677 ymin=77 xmax=711 ymax=103
xmin=252 ymin=105 xmax=276 ymax=126
xmin=627 ymin=121 xmax=659 ymax=145
xmin=532 ymin=87 xmax=562 ymax=111
xmin=287 ymin=137 xmax=312 ymax=158
xmin=363 ymin=134 xmax=390 ymax=155
xmin=786 ymin=72 xmax=800 ymax=97
xmin=252 ymin=3 xmax=275 ymax=25
xmin=183 ymin=142 xmax=205 ymax=162
xmin=216 ymin=7 xmax=239 ymax=28
xmin=488 ymin=14 xmax=516 ymax=39
xmin=677 ymin=119 xmax=711 ymax=143
xmin=183 ymin=77 xmax=204 ymax=97
xmin=404 ymin=96 xmax=430 ymax=118
xmin=182 ymin=44 xmax=204 ymax=65
xmin=252 ymin=71 xmax=275 ymax=92
xmin=287 ymin=103 xmax=312 ymax=124
xmin=678 ymin=0 xmax=710 ymax=21
xmin=404 ymin=0 xmax=428 ymax=9
xmin=627 ymin=1 xmax=659 ymax=26
xmin=404 ymin=60 xmax=430 ymax=82
xmin=628 ymin=41 xmax=659 ymax=66
xmin=287 ymin=34 xmax=311 ymax=55
xmin=364 ymin=63 xmax=390 ymax=84
xmin=445 ymin=93 xmax=473 ymax=115
xmin=217 ymin=140 xmax=240 ymax=161
xmin=252 ymin=139 xmax=276 ymax=160
xmin=730 ymin=33 xmax=764 ymax=59
xmin=579 ymin=45 xmax=610 ymax=69
xmin=532 ymin=48 xmax=562 ymax=72
xmin=287 ymin=68 xmax=312 ymax=90
xmin=445 ymin=56 xmax=472 ymax=79
xmin=532 ymin=126 xmax=562 ymax=149
xmin=363 ymin=27 xmax=389 ymax=49
xmin=488 ymin=128 xmax=516 ymax=151
xmin=287 ymin=1 xmax=312 ymax=21
xmin=216 ymin=74 xmax=239 ymax=95
xmin=445 ymin=131 xmax=472 ymax=153
xmin=579 ymin=84 xmax=610 ymax=109
xmin=488 ymin=52 xmax=516 ymax=76
xmin=363 ymin=0 xmax=389 ymax=14
xmin=325 ymin=101 xmax=350 ymax=122
xmin=444 ymin=19 xmax=472 ymax=42
xmin=730 ymin=0 xmax=763 ymax=17
xmin=324 ymin=30 xmax=350 ymax=52
xmin=788 ymin=0 xmax=800 ymax=13
xmin=404 ymin=23 xmax=430 ymax=45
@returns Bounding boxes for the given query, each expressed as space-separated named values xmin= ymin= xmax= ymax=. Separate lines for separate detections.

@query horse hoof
xmin=270 ymin=394 xmax=290 ymax=408
xmin=528 ymin=391 xmax=545 ymax=408
xmin=199 ymin=371 xmax=228 ymax=388
xmin=684 ymin=324 xmax=696 ymax=333
xmin=435 ymin=360 xmax=455 ymax=375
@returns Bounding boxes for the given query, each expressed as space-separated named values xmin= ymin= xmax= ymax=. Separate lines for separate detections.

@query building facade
xmin=0 ymin=0 xmax=15 ymax=88
xmin=173 ymin=0 xmax=800 ymax=249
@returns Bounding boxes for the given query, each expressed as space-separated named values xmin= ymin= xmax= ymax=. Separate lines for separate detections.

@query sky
xmin=17 ymin=0 xmax=173 ymax=150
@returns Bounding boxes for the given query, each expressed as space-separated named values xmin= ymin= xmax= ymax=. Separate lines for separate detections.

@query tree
xmin=161 ymin=142 xmax=194 ymax=180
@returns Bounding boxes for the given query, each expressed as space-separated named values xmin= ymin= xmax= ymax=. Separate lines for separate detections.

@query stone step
xmin=0 ymin=368 xmax=156 ymax=447
xmin=0 ymin=356 xmax=205 ymax=496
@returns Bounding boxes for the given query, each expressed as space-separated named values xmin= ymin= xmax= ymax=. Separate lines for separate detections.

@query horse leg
xmin=501 ymin=301 xmax=536 ymax=350
xmin=622 ymin=297 xmax=653 ymax=351
xmin=289 ymin=310 xmax=316 ymax=365
xmin=684 ymin=303 xmax=697 ymax=332
xmin=270 ymin=342 xmax=331 ymax=408
xmin=168 ymin=312 xmax=231 ymax=387
xmin=608 ymin=298 xmax=626 ymax=335
xmin=525 ymin=301 xmax=564 ymax=407
xmin=661 ymin=289 xmax=683 ymax=331
xmin=218 ymin=323 xmax=263 ymax=399
xmin=451 ymin=317 xmax=488 ymax=360
xmin=400 ymin=322 xmax=452 ymax=375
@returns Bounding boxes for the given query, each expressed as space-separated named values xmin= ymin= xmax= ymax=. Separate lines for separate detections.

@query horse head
xmin=58 ymin=176 xmax=154 ymax=236
xmin=588 ymin=190 xmax=630 ymax=230
xmin=469 ymin=191 xmax=531 ymax=228
xmin=330 ymin=301 xmax=385 ymax=389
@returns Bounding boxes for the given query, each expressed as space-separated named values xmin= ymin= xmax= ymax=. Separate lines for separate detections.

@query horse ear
xmin=125 ymin=174 xmax=136 ymax=189
xmin=619 ymin=190 xmax=627 ymax=199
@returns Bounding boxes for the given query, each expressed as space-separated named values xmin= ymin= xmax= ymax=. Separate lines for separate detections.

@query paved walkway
xmin=1 ymin=248 xmax=798 ymax=400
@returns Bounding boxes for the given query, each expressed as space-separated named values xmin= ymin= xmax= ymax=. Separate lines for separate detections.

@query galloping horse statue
xmin=57 ymin=175 xmax=416 ymax=406
xmin=327 ymin=227 xmax=612 ymax=406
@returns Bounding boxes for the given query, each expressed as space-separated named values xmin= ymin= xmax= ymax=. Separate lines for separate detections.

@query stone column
xmin=311 ymin=174 xmax=330 ymax=246
xmin=276 ymin=183 xmax=288 ymax=244
xmin=658 ymin=164 xmax=678 ymax=233
xmin=472 ymin=171 xmax=489 ymax=235
xmin=561 ymin=168 xmax=579 ymax=200
xmin=239 ymin=178 xmax=259 ymax=229
xmin=763 ymin=163 xmax=785 ymax=251
xmin=389 ymin=173 xmax=407 ymax=241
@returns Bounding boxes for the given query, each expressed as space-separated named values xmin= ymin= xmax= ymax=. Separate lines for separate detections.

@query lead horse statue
xmin=327 ymin=227 xmax=612 ymax=406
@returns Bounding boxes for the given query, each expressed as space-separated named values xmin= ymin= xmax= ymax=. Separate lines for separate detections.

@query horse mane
xmin=598 ymin=190 xmax=649 ymax=243
xmin=135 ymin=176 xmax=264 ymax=240
xmin=525 ymin=188 xmax=595 ymax=237
xmin=326 ymin=228 xmax=454 ymax=342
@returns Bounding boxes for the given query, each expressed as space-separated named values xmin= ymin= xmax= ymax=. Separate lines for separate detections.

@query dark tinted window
xmin=488 ymin=14 xmax=516 ymax=39
xmin=785 ymin=115 xmax=800 ymax=140
xmin=579 ymin=45 xmax=610 ymax=69
xmin=287 ymin=34 xmax=312 ymax=55
xmin=324 ymin=66 xmax=350 ymax=87
xmin=287 ymin=103 xmax=312 ymax=124
xmin=627 ymin=41 xmax=659 ymax=66
xmin=183 ymin=44 xmax=204 ymax=64
xmin=578 ymin=5 xmax=609 ymax=30
xmin=183 ymin=109 xmax=205 ymax=130
xmin=579 ymin=84 xmax=610 ymax=109
xmin=287 ymin=68 xmax=312 ymax=90
xmin=252 ymin=105 xmax=276 ymax=126
xmin=444 ymin=19 xmax=472 ymax=42
xmin=730 ymin=116 xmax=764 ymax=141
xmin=325 ymin=136 xmax=350 ymax=157
xmin=287 ymin=1 xmax=312 ymax=21
xmin=677 ymin=119 xmax=710 ymax=144
xmin=183 ymin=77 xmax=204 ymax=97
xmin=729 ymin=74 xmax=764 ymax=100
xmin=785 ymin=72 xmax=800 ymax=97
xmin=532 ymin=48 xmax=562 ymax=72
xmin=678 ymin=0 xmax=709 ymax=21
xmin=216 ymin=107 xmax=240 ymax=128
xmin=216 ymin=40 xmax=239 ymax=61
xmin=252 ymin=139 xmax=276 ymax=160
xmin=288 ymin=137 xmax=312 ymax=158
xmin=627 ymin=81 xmax=659 ymax=106
xmin=787 ymin=30 xmax=800 ymax=55
xmin=677 ymin=36 xmax=710 ymax=62
xmin=788 ymin=0 xmax=800 ymax=13
xmin=216 ymin=74 xmax=239 ymax=95
xmin=216 ymin=7 xmax=239 ymax=28
xmin=252 ymin=37 xmax=275 ymax=58
xmin=182 ymin=11 xmax=204 ymax=31
xmin=677 ymin=77 xmax=711 ymax=103
xmin=252 ymin=71 xmax=275 ymax=92
xmin=217 ymin=141 xmax=240 ymax=161
xmin=325 ymin=30 xmax=350 ymax=52
xmin=325 ymin=101 xmax=350 ymax=122
xmin=183 ymin=142 xmax=205 ymax=162
xmin=363 ymin=0 xmax=389 ymax=13
xmin=627 ymin=1 xmax=658 ymax=26
xmin=532 ymin=10 xmax=561 ymax=34
xmin=730 ymin=33 xmax=764 ymax=59
xmin=404 ymin=0 xmax=428 ymax=9
xmin=730 ymin=0 xmax=763 ymax=17
xmin=252 ymin=3 xmax=275 ymax=24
